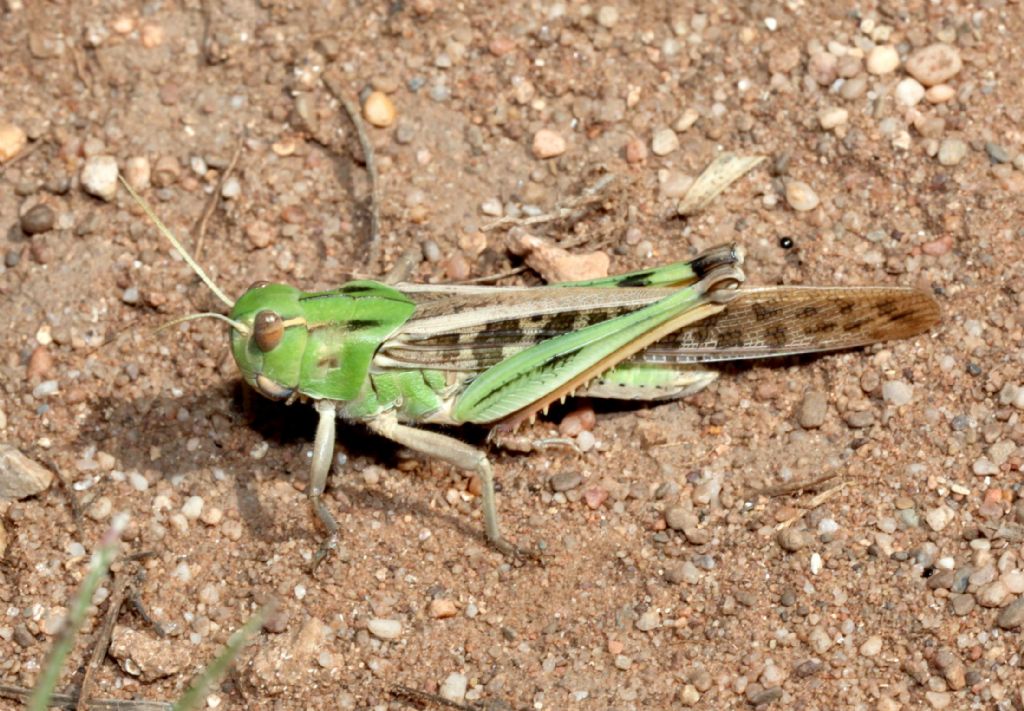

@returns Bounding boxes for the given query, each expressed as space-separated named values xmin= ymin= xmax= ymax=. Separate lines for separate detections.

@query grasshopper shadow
xmin=73 ymin=383 xmax=504 ymax=553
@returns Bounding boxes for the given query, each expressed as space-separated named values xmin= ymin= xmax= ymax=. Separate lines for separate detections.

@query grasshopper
xmin=123 ymin=179 xmax=939 ymax=564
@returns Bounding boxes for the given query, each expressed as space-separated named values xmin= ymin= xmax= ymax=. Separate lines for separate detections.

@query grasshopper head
xmin=228 ymin=282 xmax=308 ymax=401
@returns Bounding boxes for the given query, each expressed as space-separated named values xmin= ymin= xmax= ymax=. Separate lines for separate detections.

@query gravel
xmin=80 ymin=155 xmax=119 ymax=200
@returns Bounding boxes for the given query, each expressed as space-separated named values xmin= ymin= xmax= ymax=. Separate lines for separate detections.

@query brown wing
xmin=376 ymin=284 xmax=939 ymax=371
xmin=634 ymin=285 xmax=940 ymax=364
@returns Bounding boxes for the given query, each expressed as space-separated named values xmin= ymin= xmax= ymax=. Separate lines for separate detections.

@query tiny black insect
xmin=779 ymin=236 xmax=794 ymax=249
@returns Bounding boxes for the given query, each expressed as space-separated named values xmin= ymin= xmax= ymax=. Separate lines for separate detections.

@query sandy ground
xmin=2 ymin=1 xmax=1024 ymax=709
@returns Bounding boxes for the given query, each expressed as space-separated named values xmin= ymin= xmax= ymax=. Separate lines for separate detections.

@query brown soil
xmin=2 ymin=1 xmax=1023 ymax=709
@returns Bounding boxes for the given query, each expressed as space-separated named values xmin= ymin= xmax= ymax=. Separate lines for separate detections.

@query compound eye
xmin=248 ymin=280 xmax=271 ymax=290
xmin=253 ymin=310 xmax=284 ymax=352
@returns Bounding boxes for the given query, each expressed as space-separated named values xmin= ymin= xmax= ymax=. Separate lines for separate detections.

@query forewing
xmin=376 ymin=286 xmax=679 ymax=371
xmin=376 ymin=284 xmax=939 ymax=371
xmin=635 ymin=285 xmax=940 ymax=364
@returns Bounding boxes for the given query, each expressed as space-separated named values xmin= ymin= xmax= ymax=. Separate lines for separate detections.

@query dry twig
xmin=194 ymin=136 xmax=244 ymax=261
xmin=323 ymin=74 xmax=382 ymax=273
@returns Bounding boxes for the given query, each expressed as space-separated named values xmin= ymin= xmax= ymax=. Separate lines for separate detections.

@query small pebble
xmin=0 ymin=123 xmax=28 ymax=162
xmin=245 ymin=221 xmax=275 ymax=249
xmin=925 ymin=84 xmax=955 ymax=103
xmin=549 ymin=471 xmax=582 ymax=492
xmin=937 ymin=138 xmax=968 ymax=166
xmin=635 ymin=610 xmax=660 ymax=632
xmin=367 ymin=618 xmax=402 ymax=640
xmin=577 ymin=429 xmax=597 ymax=451
xmin=678 ymin=684 xmax=700 ymax=706
xmin=796 ymin=390 xmax=827 ymax=428
xmin=894 ymin=78 xmax=925 ymax=107
xmin=659 ymin=171 xmax=693 ymax=199
xmin=121 ymin=287 xmax=140 ymax=305
xmin=181 ymin=496 xmax=204 ymax=519
xmin=32 ymin=379 xmax=58 ymax=398
xmin=881 ymin=380 xmax=913 ymax=406
xmin=985 ymin=142 xmax=1011 ymax=164
xmin=776 ymin=528 xmax=810 ymax=552
xmin=558 ymin=407 xmax=595 ymax=437
xmin=20 ymin=204 xmax=56 ymax=235
xmin=651 ymin=128 xmax=679 ymax=156
xmin=665 ymin=506 xmax=697 ymax=531
xmin=664 ymin=561 xmax=700 ymax=585
xmin=429 ymin=599 xmax=457 ymax=619
xmin=479 ymin=198 xmax=503 ymax=217
xmin=532 ymin=129 xmax=567 ymax=159
xmin=925 ymin=506 xmax=953 ymax=532
xmin=128 ymin=471 xmax=149 ymax=491
xmin=80 ymin=155 xmax=119 ymax=201
xmin=624 ymin=136 xmax=647 ymax=164
xmin=221 ymin=176 xmax=241 ymax=199
xmin=87 ymin=496 xmax=112 ymax=521
xmin=925 ymin=691 xmax=951 ymax=709
xmin=809 ymin=552 xmax=823 ymax=575
xmin=972 ymin=457 xmax=997 ymax=476
xmin=905 ymin=43 xmax=962 ymax=87
xmin=817 ymin=107 xmax=848 ymax=130
xmin=123 ymin=156 xmax=151 ymax=191
xmin=596 ymin=5 xmax=619 ymax=28
xmin=785 ymin=180 xmax=820 ymax=211
xmin=859 ymin=635 xmax=883 ymax=657
xmin=363 ymin=91 xmax=396 ymax=128
xmin=439 ymin=673 xmax=468 ymax=703
xmin=674 ymin=108 xmax=700 ymax=133
xmin=26 ymin=345 xmax=52 ymax=379
xmin=152 ymin=155 xmax=181 ymax=187
xmin=996 ymin=597 xmax=1024 ymax=629
xmin=866 ymin=45 xmax=900 ymax=75
xmin=977 ymin=580 xmax=1010 ymax=608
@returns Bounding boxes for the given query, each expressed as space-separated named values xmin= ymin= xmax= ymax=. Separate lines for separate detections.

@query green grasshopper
xmin=123 ymin=180 xmax=939 ymax=564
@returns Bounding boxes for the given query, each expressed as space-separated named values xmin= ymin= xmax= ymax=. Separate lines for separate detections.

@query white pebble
xmin=938 ymin=138 xmax=968 ymax=166
xmin=925 ymin=506 xmax=953 ymax=532
xmin=925 ymin=84 xmax=955 ymax=104
xmin=479 ymin=198 xmax=503 ymax=217
xmin=785 ymin=180 xmax=820 ymax=211
xmin=894 ymin=78 xmax=925 ymax=107
xmin=859 ymin=635 xmax=883 ymax=657
xmin=810 ymin=552 xmax=823 ymax=575
xmin=818 ymin=518 xmax=839 ymax=535
xmin=905 ymin=43 xmax=962 ymax=87
xmin=440 ymin=672 xmax=469 ymax=703
xmin=124 ymin=156 xmax=151 ymax=191
xmin=532 ymin=129 xmax=567 ymax=159
xmin=32 ymin=380 xmax=59 ymax=398
xmin=651 ymin=128 xmax=679 ymax=156
xmin=972 ymin=458 xmax=998 ymax=476
xmin=866 ymin=45 xmax=900 ymax=75
xmin=882 ymin=380 xmax=913 ymax=406
xmin=818 ymin=107 xmax=848 ymax=130
xmin=181 ymin=495 xmax=204 ymax=519
xmin=596 ymin=5 xmax=619 ymax=28
xmin=576 ymin=430 xmax=595 ymax=453
xmin=221 ymin=176 xmax=241 ymax=199
xmin=80 ymin=155 xmax=119 ymax=201
xmin=128 ymin=470 xmax=150 ymax=491
xmin=189 ymin=155 xmax=208 ymax=176
xmin=367 ymin=618 xmax=402 ymax=640
xmin=0 ymin=122 xmax=28 ymax=162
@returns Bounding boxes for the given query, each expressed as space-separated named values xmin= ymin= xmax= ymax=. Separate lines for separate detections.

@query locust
xmin=122 ymin=179 xmax=940 ymax=565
